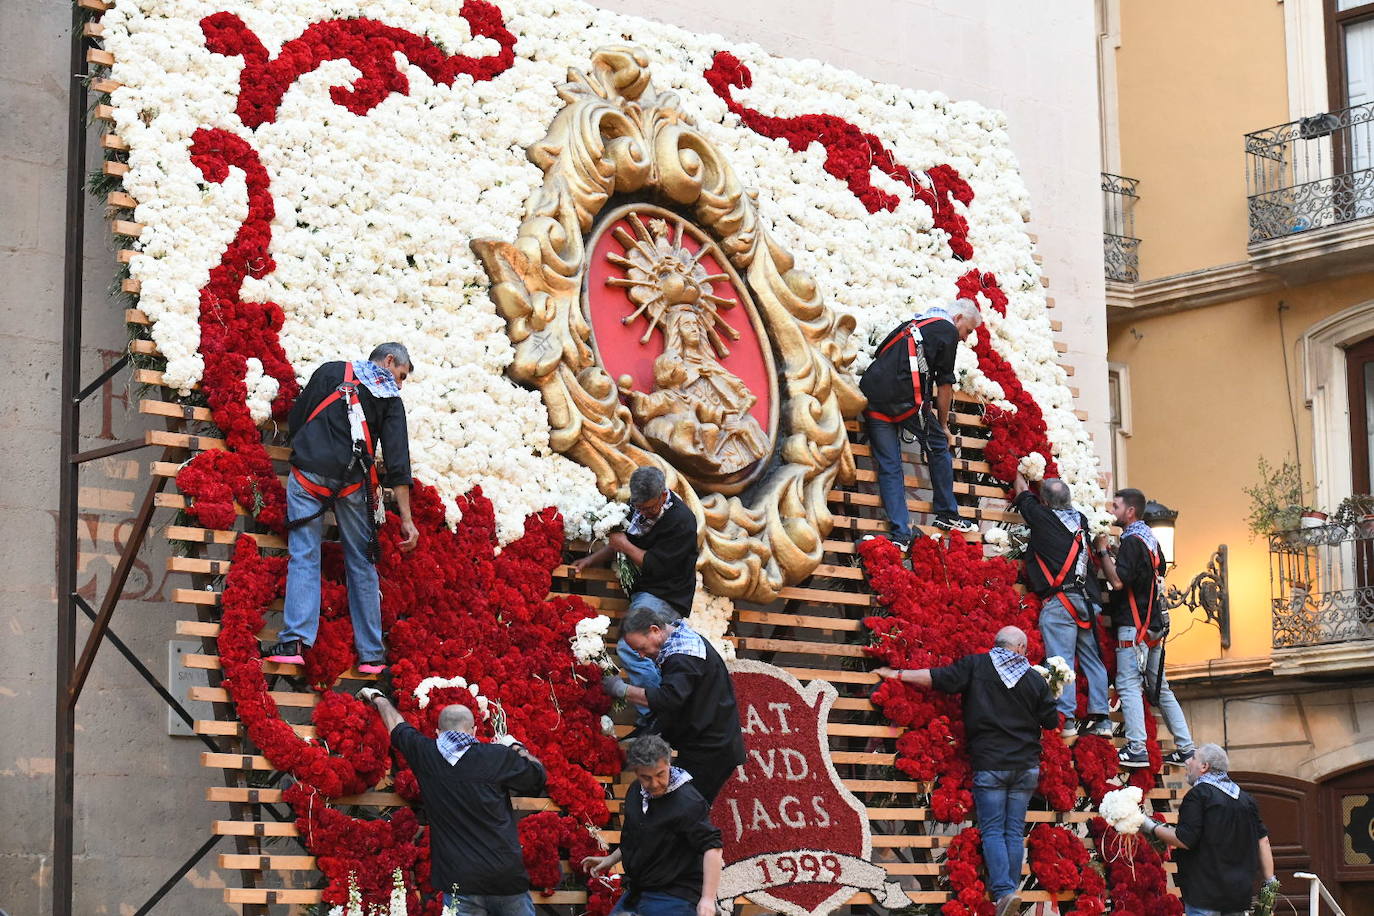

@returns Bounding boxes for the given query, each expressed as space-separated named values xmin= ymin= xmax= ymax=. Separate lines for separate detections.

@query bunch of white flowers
xmin=1017 ymin=452 xmax=1048 ymax=482
xmin=1099 ymin=786 xmax=1148 ymax=835
xmin=413 ymin=675 xmax=490 ymax=716
xmin=329 ymin=870 xmax=408 ymax=916
xmin=688 ymin=586 xmax=737 ymax=661
xmin=1031 ymin=655 xmax=1076 ymax=699
xmin=570 ymin=615 xmax=616 ymax=672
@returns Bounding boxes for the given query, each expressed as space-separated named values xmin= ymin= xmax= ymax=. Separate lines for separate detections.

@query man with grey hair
xmin=264 ymin=343 xmax=420 ymax=673
xmin=359 ymin=687 xmax=546 ymax=915
xmin=601 ymin=605 xmax=744 ymax=802
xmin=1140 ymin=743 xmax=1277 ymax=916
xmin=876 ymin=626 xmax=1057 ymax=916
xmin=573 ymin=466 xmax=699 ymax=726
xmin=1012 ymin=472 xmax=1111 ymax=739
xmin=583 ymin=735 xmax=724 ymax=916
xmin=860 ymin=299 xmax=981 ymax=547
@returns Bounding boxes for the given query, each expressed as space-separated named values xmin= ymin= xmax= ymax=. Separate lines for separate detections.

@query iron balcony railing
xmin=1246 ymin=102 xmax=1374 ymax=243
xmin=1271 ymin=520 xmax=1374 ymax=649
xmin=1101 ymin=172 xmax=1141 ymax=283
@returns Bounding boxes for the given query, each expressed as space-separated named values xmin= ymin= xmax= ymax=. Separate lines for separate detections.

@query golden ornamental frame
xmin=472 ymin=46 xmax=865 ymax=603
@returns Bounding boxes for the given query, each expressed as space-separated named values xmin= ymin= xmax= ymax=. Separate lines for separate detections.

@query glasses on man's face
xmin=633 ymin=494 xmax=665 ymax=513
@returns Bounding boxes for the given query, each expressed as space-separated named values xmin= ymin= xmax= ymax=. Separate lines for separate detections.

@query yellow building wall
xmin=1115 ymin=0 xmax=1289 ymax=281
xmin=1109 ymin=275 xmax=1374 ymax=664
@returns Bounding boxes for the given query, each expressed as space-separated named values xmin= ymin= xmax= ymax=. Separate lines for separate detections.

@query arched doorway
xmin=1236 ymin=767 xmax=1374 ymax=915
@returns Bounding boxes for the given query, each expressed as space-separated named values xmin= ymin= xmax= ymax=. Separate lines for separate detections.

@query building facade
xmin=1102 ymin=0 xmax=1374 ymax=909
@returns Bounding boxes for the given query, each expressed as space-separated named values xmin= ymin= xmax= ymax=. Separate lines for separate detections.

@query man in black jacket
xmin=877 ymin=626 xmax=1057 ymax=916
xmin=1100 ymin=488 xmax=1194 ymax=770
xmin=573 ymin=466 xmax=699 ymax=723
xmin=583 ymin=734 xmax=724 ymax=916
xmin=360 ymin=688 xmax=546 ymax=915
xmin=1140 ymin=744 xmax=1277 ymax=916
xmin=601 ymin=607 xmax=745 ymax=802
xmin=860 ymin=299 xmax=982 ymax=546
xmin=263 ymin=343 xmax=419 ymax=672
xmin=1012 ymin=473 xmax=1112 ymax=739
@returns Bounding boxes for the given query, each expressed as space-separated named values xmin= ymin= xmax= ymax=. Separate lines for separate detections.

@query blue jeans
xmin=1116 ymin=626 xmax=1193 ymax=752
xmin=618 ymin=593 xmax=679 ymax=717
xmin=280 ymin=469 xmax=384 ymax=661
xmin=972 ymin=767 xmax=1038 ymax=899
xmin=443 ymin=892 xmax=535 ymax=916
xmin=867 ymin=409 xmax=956 ymax=541
xmin=1038 ymin=594 xmax=1108 ymax=719
xmin=611 ymin=891 xmax=697 ymax=916
xmin=1184 ymin=907 xmax=1245 ymax=916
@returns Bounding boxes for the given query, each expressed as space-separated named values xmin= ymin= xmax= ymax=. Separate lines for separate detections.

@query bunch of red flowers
xmin=174 ymin=127 xmax=300 ymax=535
xmin=944 ymin=827 xmax=996 ymax=916
xmin=214 ymin=484 xmax=622 ymax=912
xmin=863 ymin=534 xmax=1041 ymax=822
xmin=702 ymin=50 xmax=974 ymax=256
xmin=1086 ymin=816 xmax=1182 ymax=916
xmin=200 ymin=2 xmax=516 ymax=129
xmin=1026 ymin=824 xmax=1088 ymax=898
xmin=1037 ymin=724 xmax=1078 ymax=812
xmin=285 ymin=782 xmax=427 ymax=910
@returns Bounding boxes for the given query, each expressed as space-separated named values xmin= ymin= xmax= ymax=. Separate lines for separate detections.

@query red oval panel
xmin=584 ymin=205 xmax=776 ymax=486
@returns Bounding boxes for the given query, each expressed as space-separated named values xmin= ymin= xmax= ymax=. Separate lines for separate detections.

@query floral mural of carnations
xmin=102 ymin=0 xmax=1109 ymax=547
xmin=92 ymin=0 xmax=1140 ymax=910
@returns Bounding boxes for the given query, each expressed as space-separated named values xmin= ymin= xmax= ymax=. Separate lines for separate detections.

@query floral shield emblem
xmin=714 ymin=660 xmax=908 ymax=916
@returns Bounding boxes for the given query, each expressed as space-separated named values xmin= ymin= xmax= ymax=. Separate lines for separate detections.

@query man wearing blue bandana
xmin=264 ymin=342 xmax=420 ymax=674
xmin=602 ymin=607 xmax=745 ymax=803
xmin=361 ymin=688 xmax=546 ymax=916
xmin=1139 ymin=744 xmax=1277 ymax=916
xmin=1100 ymin=487 xmax=1194 ymax=770
xmin=877 ymin=626 xmax=1057 ymax=916
xmin=860 ymin=298 xmax=982 ymax=547
xmin=583 ymin=734 xmax=724 ymax=916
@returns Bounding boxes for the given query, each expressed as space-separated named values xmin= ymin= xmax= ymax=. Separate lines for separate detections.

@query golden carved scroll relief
xmin=472 ymin=47 xmax=864 ymax=603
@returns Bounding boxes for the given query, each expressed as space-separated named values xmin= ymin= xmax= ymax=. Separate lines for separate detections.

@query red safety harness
xmin=287 ymin=361 xmax=380 ymax=525
xmin=863 ymin=316 xmax=944 ymax=424
xmin=1035 ymin=523 xmax=1093 ymax=629
xmin=1118 ymin=534 xmax=1165 ymax=648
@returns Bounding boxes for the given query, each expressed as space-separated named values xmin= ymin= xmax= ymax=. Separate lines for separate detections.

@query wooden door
xmin=1324 ymin=765 xmax=1374 ymax=915
xmin=1236 ymin=772 xmax=1321 ymax=910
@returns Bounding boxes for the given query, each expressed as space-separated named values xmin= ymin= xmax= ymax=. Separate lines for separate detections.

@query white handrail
xmin=1293 ymin=872 xmax=1347 ymax=916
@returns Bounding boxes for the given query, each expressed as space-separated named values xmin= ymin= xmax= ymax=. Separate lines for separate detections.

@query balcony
xmin=1101 ymin=172 xmax=1140 ymax=283
xmin=1245 ymin=103 xmax=1374 ymax=280
xmin=1270 ymin=520 xmax=1374 ymax=675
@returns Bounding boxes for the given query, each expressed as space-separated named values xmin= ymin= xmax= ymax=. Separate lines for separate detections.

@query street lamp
xmin=1142 ymin=499 xmax=1231 ymax=649
xmin=1143 ymin=500 xmax=1178 ymax=568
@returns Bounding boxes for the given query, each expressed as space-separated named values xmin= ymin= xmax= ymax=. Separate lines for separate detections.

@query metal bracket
xmin=1162 ymin=544 xmax=1231 ymax=649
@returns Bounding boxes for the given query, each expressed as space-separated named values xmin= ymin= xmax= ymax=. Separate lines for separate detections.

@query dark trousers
xmin=675 ymin=751 xmax=738 ymax=803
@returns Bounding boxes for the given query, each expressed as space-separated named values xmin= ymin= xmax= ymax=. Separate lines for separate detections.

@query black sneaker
xmin=1118 ymin=744 xmax=1150 ymax=768
xmin=934 ymin=514 xmax=978 ymax=534
xmin=1060 ymin=717 xmax=1079 ymax=738
xmin=1163 ymin=749 xmax=1194 ymax=767
xmin=262 ymin=639 xmax=305 ymax=664
xmin=860 ymin=533 xmax=910 ymax=554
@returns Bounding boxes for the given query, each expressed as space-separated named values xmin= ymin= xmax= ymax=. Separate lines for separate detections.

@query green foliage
xmin=1243 ymin=456 xmax=1309 ymax=537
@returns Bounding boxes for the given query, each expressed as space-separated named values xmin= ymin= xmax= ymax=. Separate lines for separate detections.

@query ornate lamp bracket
xmin=1161 ymin=544 xmax=1231 ymax=649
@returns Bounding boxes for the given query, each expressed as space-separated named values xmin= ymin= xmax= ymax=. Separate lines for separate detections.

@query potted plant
xmin=1244 ymin=456 xmax=1312 ymax=543
xmin=1335 ymin=494 xmax=1374 ymax=538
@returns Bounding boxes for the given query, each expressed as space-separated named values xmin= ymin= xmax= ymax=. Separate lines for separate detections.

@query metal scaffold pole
xmin=55 ymin=3 xmax=91 ymax=913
